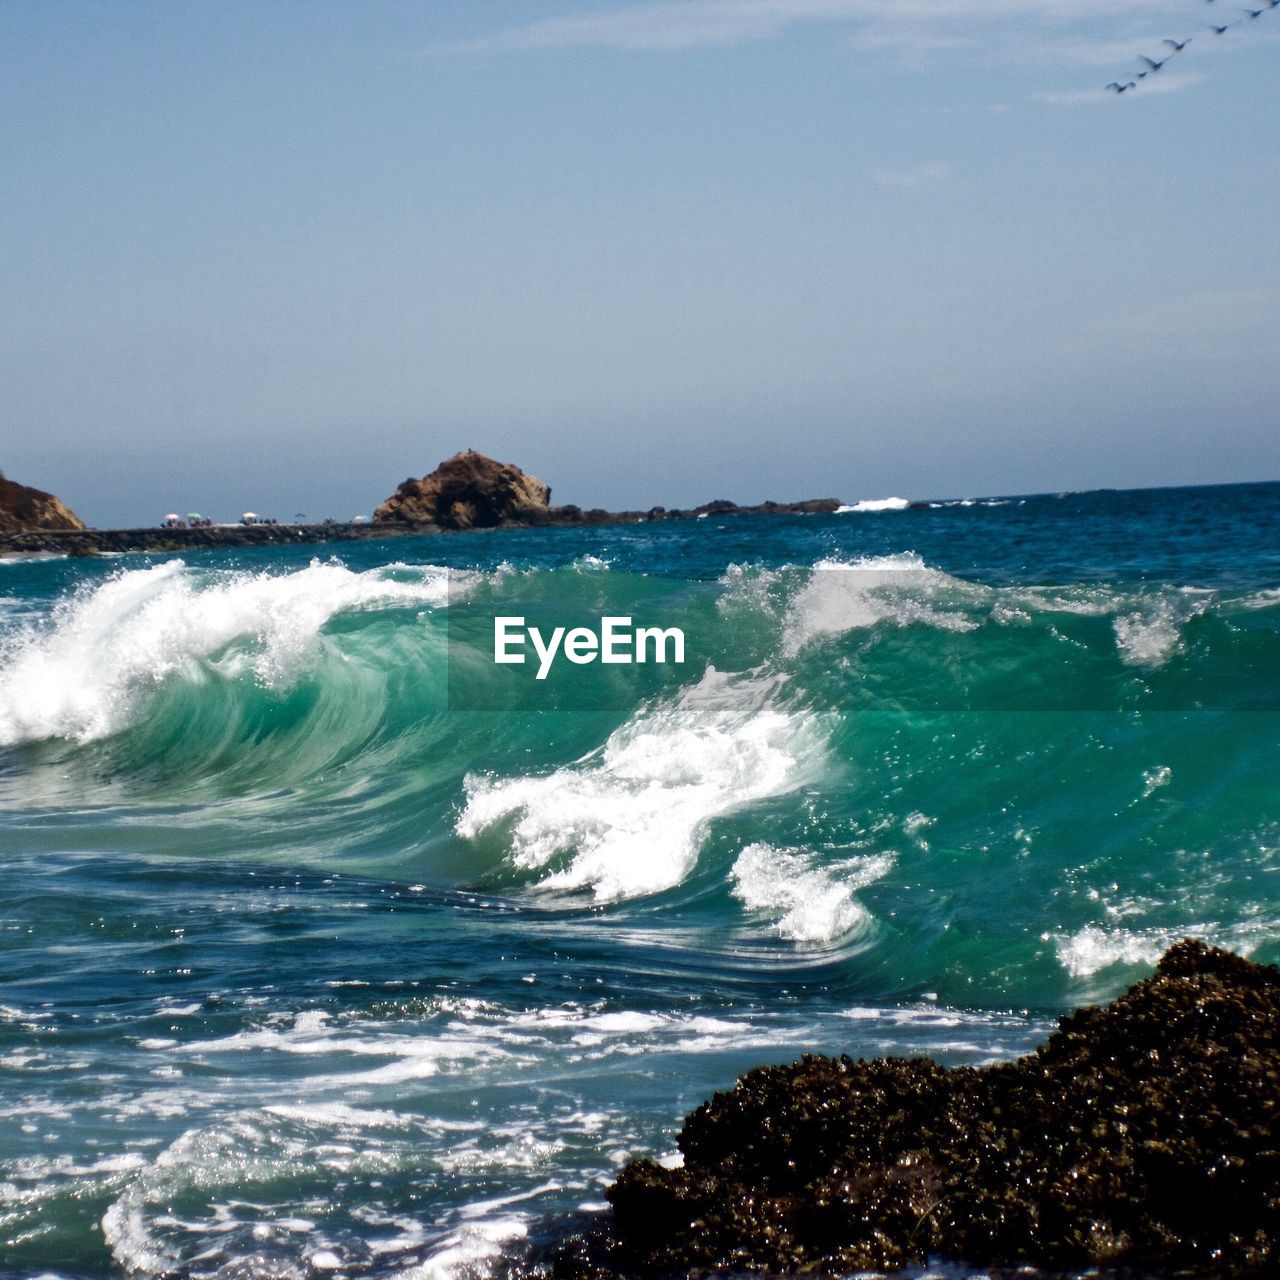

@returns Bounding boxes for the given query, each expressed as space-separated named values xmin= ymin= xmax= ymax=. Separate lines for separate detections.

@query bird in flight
xmin=1106 ymin=0 xmax=1274 ymax=97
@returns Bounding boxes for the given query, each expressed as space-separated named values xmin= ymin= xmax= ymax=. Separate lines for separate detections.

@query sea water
xmin=1 ymin=481 xmax=1277 ymax=1277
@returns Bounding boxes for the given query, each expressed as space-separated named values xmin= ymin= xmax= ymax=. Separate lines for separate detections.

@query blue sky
xmin=2 ymin=0 xmax=1277 ymax=526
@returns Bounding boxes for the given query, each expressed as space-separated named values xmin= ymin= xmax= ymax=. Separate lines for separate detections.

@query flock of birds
xmin=1106 ymin=0 xmax=1274 ymax=92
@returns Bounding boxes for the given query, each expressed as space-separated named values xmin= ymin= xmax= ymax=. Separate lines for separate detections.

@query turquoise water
xmin=1 ymin=482 xmax=1277 ymax=1277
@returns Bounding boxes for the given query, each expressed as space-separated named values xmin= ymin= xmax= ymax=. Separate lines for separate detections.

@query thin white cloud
xmin=1031 ymin=87 xmax=1122 ymax=106
xmin=427 ymin=0 xmax=1180 ymax=56
xmin=1035 ymin=70 xmax=1205 ymax=106
xmin=1056 ymin=36 xmax=1181 ymax=68
xmin=422 ymin=0 xmax=1265 ymax=108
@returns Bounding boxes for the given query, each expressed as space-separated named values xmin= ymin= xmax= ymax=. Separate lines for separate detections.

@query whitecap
xmin=731 ymin=844 xmax=891 ymax=943
xmin=835 ymin=497 xmax=911 ymax=513
xmin=782 ymin=553 xmax=979 ymax=655
xmin=1113 ymin=597 xmax=1187 ymax=668
xmin=1052 ymin=919 xmax=1279 ymax=978
xmin=0 ymin=558 xmax=451 ymax=744
xmin=458 ymin=668 xmax=825 ymax=901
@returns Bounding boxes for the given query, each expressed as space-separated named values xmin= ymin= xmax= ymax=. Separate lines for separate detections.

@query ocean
xmin=1 ymin=481 xmax=1277 ymax=1278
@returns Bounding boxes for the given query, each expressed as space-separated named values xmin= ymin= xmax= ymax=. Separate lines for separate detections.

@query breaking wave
xmin=0 ymin=547 xmax=1276 ymax=933
xmin=836 ymin=496 xmax=911 ymax=513
xmin=459 ymin=671 xmax=825 ymax=901
xmin=0 ymin=558 xmax=451 ymax=746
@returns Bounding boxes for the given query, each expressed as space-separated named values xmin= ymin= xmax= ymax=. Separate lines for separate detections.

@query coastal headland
xmin=0 ymin=451 xmax=842 ymax=558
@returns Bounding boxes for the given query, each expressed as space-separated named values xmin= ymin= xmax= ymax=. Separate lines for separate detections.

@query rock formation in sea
xmin=0 ymin=452 xmax=845 ymax=555
xmin=0 ymin=470 xmax=85 ymax=533
xmin=375 ymin=451 xmax=553 ymax=530
xmin=374 ymin=451 xmax=843 ymax=532
xmin=541 ymin=940 xmax=1280 ymax=1277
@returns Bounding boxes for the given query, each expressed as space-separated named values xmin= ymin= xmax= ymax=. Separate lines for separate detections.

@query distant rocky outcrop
xmin=375 ymin=451 xmax=552 ymax=530
xmin=544 ymin=940 xmax=1280 ymax=1278
xmin=374 ymin=451 xmax=842 ymax=532
xmin=0 ymin=452 xmax=849 ymax=558
xmin=0 ymin=471 xmax=85 ymax=533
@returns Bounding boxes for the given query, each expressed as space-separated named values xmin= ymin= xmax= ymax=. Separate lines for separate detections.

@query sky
xmin=1 ymin=0 xmax=1278 ymax=527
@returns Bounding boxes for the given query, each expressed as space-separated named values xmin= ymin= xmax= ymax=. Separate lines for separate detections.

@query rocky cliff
xmin=0 ymin=471 xmax=85 ymax=533
xmin=374 ymin=451 xmax=552 ymax=530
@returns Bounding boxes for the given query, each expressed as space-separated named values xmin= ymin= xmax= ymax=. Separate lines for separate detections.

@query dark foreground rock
xmin=540 ymin=941 xmax=1280 ymax=1278
xmin=0 ymin=470 xmax=85 ymax=533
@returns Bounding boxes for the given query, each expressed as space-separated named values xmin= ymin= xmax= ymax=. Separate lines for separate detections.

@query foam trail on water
xmin=0 ymin=559 xmax=450 ymax=745
xmin=398 ymin=1211 xmax=530 ymax=1280
xmin=458 ymin=669 xmax=826 ymax=901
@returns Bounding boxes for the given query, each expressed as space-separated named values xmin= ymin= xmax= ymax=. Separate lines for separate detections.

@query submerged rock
xmin=543 ymin=941 xmax=1280 ymax=1277
xmin=374 ymin=451 xmax=552 ymax=529
xmin=0 ymin=470 xmax=85 ymax=532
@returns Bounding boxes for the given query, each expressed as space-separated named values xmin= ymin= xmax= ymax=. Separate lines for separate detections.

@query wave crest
xmin=458 ymin=670 xmax=826 ymax=902
xmin=0 ymin=559 xmax=449 ymax=745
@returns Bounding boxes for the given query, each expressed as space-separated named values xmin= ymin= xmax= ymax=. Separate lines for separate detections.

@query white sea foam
xmin=20 ymin=993 xmax=1043 ymax=1278
xmin=570 ymin=554 xmax=613 ymax=571
xmin=263 ymin=1102 xmax=413 ymax=1129
xmin=1053 ymin=919 xmax=1278 ymax=978
xmin=1113 ymin=596 xmax=1188 ymax=668
xmin=1054 ymin=924 xmax=1176 ymax=977
xmin=100 ymin=1108 xmax=438 ymax=1275
xmin=0 ymin=559 xmax=450 ymax=744
xmin=927 ymin=497 xmax=1015 ymax=508
xmin=395 ymin=1213 xmax=529 ymax=1280
xmin=716 ymin=562 xmax=782 ymax=617
xmin=1141 ymin=765 xmax=1172 ymax=798
xmin=458 ymin=668 xmax=825 ymax=901
xmin=782 ymin=554 xmax=977 ymax=655
xmin=836 ymin=497 xmax=911 ymax=513
xmin=1234 ymin=587 xmax=1280 ymax=612
xmin=183 ymin=1011 xmax=510 ymax=1085
xmin=730 ymin=844 xmax=892 ymax=943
